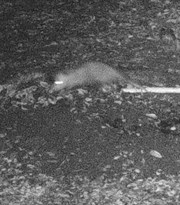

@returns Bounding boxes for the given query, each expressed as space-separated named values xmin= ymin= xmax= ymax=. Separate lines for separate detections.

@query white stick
xmin=122 ymin=87 xmax=180 ymax=93
xmin=55 ymin=81 xmax=64 ymax=85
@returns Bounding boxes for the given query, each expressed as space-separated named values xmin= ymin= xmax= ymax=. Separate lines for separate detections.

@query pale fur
xmin=53 ymin=62 xmax=140 ymax=91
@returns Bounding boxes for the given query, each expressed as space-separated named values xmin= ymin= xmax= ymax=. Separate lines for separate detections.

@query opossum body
xmin=53 ymin=62 xmax=140 ymax=91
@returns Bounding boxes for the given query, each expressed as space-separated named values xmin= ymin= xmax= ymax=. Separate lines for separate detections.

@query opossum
xmin=52 ymin=62 xmax=141 ymax=91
